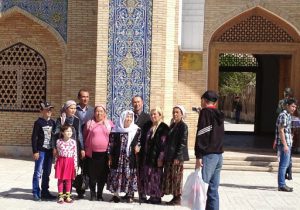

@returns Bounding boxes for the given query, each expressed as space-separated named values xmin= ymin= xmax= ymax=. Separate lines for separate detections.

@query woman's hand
xmin=80 ymin=150 xmax=85 ymax=159
xmin=134 ymin=145 xmax=141 ymax=154
xmin=157 ymin=159 xmax=163 ymax=167
xmin=33 ymin=152 xmax=39 ymax=161
xmin=173 ymin=159 xmax=180 ymax=165
xmin=108 ymin=156 xmax=112 ymax=168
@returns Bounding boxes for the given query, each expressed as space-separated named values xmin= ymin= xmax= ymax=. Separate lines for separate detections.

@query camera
xmin=192 ymin=106 xmax=201 ymax=113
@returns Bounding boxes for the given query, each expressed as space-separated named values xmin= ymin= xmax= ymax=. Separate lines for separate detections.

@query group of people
xmin=31 ymin=89 xmax=197 ymax=206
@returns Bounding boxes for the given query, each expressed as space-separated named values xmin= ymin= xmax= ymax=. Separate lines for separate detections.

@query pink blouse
xmin=84 ymin=119 xmax=114 ymax=157
xmin=56 ymin=138 xmax=77 ymax=168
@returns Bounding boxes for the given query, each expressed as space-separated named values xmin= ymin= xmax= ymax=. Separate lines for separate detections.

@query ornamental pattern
xmin=219 ymin=53 xmax=258 ymax=67
xmin=217 ymin=15 xmax=294 ymax=42
xmin=0 ymin=43 xmax=47 ymax=112
xmin=107 ymin=0 xmax=152 ymax=121
xmin=0 ymin=0 xmax=68 ymax=41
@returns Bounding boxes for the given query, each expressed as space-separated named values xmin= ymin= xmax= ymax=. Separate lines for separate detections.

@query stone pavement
xmin=0 ymin=157 xmax=299 ymax=210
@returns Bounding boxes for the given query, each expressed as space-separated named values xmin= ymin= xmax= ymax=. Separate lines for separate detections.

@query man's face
xmin=132 ymin=97 xmax=143 ymax=113
xmin=78 ymin=91 xmax=89 ymax=107
xmin=286 ymin=103 xmax=297 ymax=114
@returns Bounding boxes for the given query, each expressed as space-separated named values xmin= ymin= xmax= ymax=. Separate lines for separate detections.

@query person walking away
xmin=163 ymin=105 xmax=189 ymax=205
xmin=55 ymin=125 xmax=78 ymax=203
xmin=84 ymin=104 xmax=114 ymax=201
xmin=31 ymin=101 xmax=56 ymax=201
xmin=107 ymin=110 xmax=141 ymax=203
xmin=195 ymin=90 xmax=224 ymax=210
xmin=232 ymin=96 xmax=242 ymax=124
xmin=275 ymin=98 xmax=297 ymax=192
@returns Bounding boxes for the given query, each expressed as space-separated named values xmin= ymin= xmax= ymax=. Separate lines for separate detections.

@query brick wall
xmin=0 ymin=10 xmax=63 ymax=148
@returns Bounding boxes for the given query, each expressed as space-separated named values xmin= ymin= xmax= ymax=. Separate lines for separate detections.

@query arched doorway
xmin=208 ymin=6 xmax=300 ymax=148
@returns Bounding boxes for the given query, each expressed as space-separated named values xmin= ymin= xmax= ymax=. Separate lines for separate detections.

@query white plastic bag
xmin=181 ymin=169 xmax=209 ymax=210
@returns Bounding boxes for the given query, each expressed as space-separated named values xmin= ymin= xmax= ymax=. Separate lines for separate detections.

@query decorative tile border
xmin=0 ymin=0 xmax=68 ymax=41
xmin=107 ymin=0 xmax=152 ymax=121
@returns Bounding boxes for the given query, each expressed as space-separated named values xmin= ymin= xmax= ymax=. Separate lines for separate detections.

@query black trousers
xmin=88 ymin=152 xmax=109 ymax=196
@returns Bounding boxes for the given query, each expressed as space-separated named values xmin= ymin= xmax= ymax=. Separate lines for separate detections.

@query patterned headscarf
xmin=60 ymin=100 xmax=77 ymax=125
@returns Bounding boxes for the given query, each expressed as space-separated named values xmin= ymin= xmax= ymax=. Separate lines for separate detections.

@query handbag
xmin=72 ymin=165 xmax=89 ymax=191
xmin=181 ymin=169 xmax=208 ymax=210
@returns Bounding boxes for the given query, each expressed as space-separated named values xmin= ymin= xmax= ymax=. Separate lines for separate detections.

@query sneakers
xmin=33 ymin=194 xmax=41 ymax=201
xmin=65 ymin=192 xmax=73 ymax=203
xmin=166 ymin=196 xmax=181 ymax=205
xmin=278 ymin=185 xmax=293 ymax=192
xmin=41 ymin=191 xmax=56 ymax=200
xmin=110 ymin=195 xmax=120 ymax=203
xmin=57 ymin=193 xmax=64 ymax=204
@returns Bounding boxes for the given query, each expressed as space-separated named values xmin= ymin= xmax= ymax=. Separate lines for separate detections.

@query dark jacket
xmin=53 ymin=116 xmax=84 ymax=150
xmin=145 ymin=122 xmax=169 ymax=167
xmin=165 ymin=120 xmax=189 ymax=162
xmin=194 ymin=107 xmax=224 ymax=159
xmin=109 ymin=128 xmax=141 ymax=169
xmin=31 ymin=117 xmax=56 ymax=153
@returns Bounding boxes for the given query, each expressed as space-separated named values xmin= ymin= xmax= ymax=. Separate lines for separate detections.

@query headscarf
xmin=91 ymin=104 xmax=111 ymax=131
xmin=113 ymin=110 xmax=139 ymax=156
xmin=174 ymin=104 xmax=186 ymax=120
xmin=60 ymin=100 xmax=77 ymax=125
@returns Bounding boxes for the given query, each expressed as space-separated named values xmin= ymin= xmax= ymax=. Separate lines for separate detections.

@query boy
xmin=31 ymin=101 xmax=56 ymax=201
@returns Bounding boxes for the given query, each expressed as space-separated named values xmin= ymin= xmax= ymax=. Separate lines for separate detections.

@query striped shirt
xmin=275 ymin=110 xmax=292 ymax=146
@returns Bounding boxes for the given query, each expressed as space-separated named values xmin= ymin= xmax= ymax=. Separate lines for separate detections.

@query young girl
xmin=55 ymin=125 xmax=77 ymax=204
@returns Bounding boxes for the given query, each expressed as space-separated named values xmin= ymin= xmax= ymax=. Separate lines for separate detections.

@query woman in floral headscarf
xmin=162 ymin=105 xmax=189 ymax=205
xmin=107 ymin=110 xmax=141 ymax=203
xmin=84 ymin=104 xmax=114 ymax=201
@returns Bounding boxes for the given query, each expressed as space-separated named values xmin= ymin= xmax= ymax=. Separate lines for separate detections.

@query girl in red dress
xmin=55 ymin=125 xmax=77 ymax=204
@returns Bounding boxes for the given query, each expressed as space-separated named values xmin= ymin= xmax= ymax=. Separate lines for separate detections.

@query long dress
xmin=106 ymin=130 xmax=141 ymax=194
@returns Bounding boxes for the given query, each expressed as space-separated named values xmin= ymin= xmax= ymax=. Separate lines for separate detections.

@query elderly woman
xmin=162 ymin=105 xmax=189 ymax=205
xmin=142 ymin=107 xmax=169 ymax=204
xmin=107 ymin=110 xmax=141 ymax=203
xmin=53 ymin=100 xmax=85 ymax=198
xmin=84 ymin=105 xmax=114 ymax=201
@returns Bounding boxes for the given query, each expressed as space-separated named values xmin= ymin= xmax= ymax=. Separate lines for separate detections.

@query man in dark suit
xmin=131 ymin=95 xmax=151 ymax=202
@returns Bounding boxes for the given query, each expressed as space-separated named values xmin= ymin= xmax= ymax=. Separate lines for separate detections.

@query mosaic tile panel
xmin=0 ymin=0 xmax=68 ymax=41
xmin=107 ymin=0 xmax=152 ymax=121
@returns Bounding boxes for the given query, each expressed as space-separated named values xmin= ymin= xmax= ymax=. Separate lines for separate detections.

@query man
xmin=275 ymin=98 xmax=297 ymax=192
xmin=232 ymin=96 xmax=242 ymax=124
xmin=31 ymin=101 xmax=56 ymax=201
xmin=76 ymin=89 xmax=94 ymax=130
xmin=131 ymin=95 xmax=151 ymax=202
xmin=75 ymin=89 xmax=94 ymax=199
xmin=195 ymin=90 xmax=224 ymax=210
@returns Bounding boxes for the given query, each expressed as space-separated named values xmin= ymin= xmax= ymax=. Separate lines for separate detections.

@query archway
xmin=208 ymin=6 xmax=300 ymax=149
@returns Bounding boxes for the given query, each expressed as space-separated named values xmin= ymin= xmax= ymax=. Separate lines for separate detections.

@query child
xmin=31 ymin=101 xmax=56 ymax=201
xmin=55 ymin=125 xmax=77 ymax=204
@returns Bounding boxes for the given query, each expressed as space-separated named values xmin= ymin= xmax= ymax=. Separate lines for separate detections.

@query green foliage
xmin=219 ymin=72 xmax=256 ymax=96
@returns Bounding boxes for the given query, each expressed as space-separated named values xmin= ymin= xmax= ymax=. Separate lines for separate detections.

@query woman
xmin=162 ymin=105 xmax=189 ymax=205
xmin=142 ymin=107 xmax=169 ymax=204
xmin=107 ymin=110 xmax=141 ymax=203
xmin=84 ymin=105 xmax=114 ymax=201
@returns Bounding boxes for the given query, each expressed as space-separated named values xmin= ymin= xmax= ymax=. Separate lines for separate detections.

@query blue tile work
xmin=107 ymin=0 xmax=152 ymax=121
xmin=0 ymin=0 xmax=68 ymax=41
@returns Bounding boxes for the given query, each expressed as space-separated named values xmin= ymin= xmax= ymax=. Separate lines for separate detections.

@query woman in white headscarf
xmin=107 ymin=110 xmax=141 ymax=203
xmin=162 ymin=105 xmax=189 ymax=205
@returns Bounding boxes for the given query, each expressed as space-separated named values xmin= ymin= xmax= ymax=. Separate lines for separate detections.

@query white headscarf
xmin=113 ymin=110 xmax=139 ymax=156
xmin=174 ymin=104 xmax=186 ymax=120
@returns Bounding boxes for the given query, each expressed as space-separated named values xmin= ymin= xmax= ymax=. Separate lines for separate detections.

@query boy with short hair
xmin=31 ymin=101 xmax=56 ymax=201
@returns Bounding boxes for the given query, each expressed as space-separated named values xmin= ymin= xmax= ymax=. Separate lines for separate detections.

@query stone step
xmin=184 ymin=151 xmax=300 ymax=172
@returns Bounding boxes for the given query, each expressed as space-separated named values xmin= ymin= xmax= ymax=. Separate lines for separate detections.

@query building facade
xmin=0 ymin=0 xmax=300 ymax=156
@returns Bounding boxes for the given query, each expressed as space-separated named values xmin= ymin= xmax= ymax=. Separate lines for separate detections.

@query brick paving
xmin=0 ymin=157 xmax=299 ymax=210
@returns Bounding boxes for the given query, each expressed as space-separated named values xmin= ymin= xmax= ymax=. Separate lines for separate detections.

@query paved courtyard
xmin=0 ymin=157 xmax=299 ymax=210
